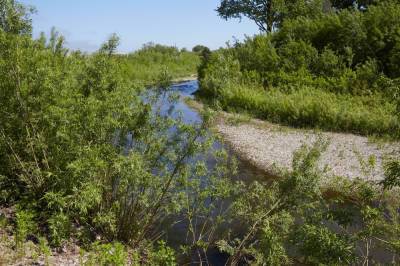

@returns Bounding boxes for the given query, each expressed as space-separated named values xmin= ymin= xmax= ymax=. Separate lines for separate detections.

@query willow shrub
xmin=219 ymin=141 xmax=400 ymax=265
xmin=0 ymin=20 xmax=234 ymax=264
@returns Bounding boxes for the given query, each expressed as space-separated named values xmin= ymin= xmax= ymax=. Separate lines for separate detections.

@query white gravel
xmin=215 ymin=114 xmax=400 ymax=182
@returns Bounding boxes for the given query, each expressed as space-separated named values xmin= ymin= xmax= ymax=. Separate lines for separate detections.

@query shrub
xmin=292 ymin=224 xmax=356 ymax=265
xmin=121 ymin=43 xmax=200 ymax=84
xmin=149 ymin=241 xmax=176 ymax=266
xmin=234 ymin=35 xmax=280 ymax=74
xmin=278 ymin=40 xmax=317 ymax=72
xmin=86 ymin=242 xmax=127 ymax=266
xmin=15 ymin=209 xmax=36 ymax=250
xmin=198 ymin=2 xmax=400 ymax=138
xmin=48 ymin=212 xmax=71 ymax=247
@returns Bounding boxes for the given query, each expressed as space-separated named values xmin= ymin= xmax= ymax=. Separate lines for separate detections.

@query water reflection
xmin=152 ymin=80 xmax=267 ymax=265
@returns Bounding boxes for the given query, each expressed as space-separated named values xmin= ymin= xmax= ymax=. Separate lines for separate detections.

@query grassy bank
xmin=198 ymin=1 xmax=400 ymax=139
xmin=205 ymin=83 xmax=399 ymax=137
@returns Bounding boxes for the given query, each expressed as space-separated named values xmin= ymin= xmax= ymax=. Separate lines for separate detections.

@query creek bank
xmin=184 ymin=98 xmax=400 ymax=182
xmin=171 ymin=74 xmax=197 ymax=84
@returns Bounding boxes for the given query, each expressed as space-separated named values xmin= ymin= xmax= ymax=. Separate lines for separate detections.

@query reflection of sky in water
xmin=156 ymin=80 xmax=201 ymax=124
xmin=128 ymin=80 xmax=203 ymax=154
xmin=170 ymin=80 xmax=199 ymax=96
xmin=149 ymin=79 xmax=264 ymax=181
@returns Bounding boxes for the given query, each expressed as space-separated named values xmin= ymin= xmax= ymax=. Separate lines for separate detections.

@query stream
xmin=155 ymin=79 xmax=265 ymax=181
xmin=149 ymin=80 xmax=394 ymax=265
xmin=152 ymin=80 xmax=265 ymax=265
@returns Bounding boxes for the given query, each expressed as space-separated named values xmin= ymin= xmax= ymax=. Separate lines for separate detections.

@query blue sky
xmin=20 ymin=0 xmax=260 ymax=53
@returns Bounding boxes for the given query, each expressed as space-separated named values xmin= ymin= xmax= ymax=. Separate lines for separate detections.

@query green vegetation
xmin=201 ymin=0 xmax=400 ymax=138
xmin=217 ymin=0 xmax=328 ymax=32
xmin=120 ymin=43 xmax=200 ymax=85
xmin=1 ymin=0 xmax=400 ymax=265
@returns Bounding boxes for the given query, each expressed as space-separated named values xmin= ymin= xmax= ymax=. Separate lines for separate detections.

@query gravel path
xmin=215 ymin=113 xmax=400 ymax=182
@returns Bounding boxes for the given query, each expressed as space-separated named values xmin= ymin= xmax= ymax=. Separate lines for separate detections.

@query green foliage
xmin=100 ymin=33 xmax=120 ymax=55
xmin=149 ymin=241 xmax=176 ymax=266
xmin=2 ymin=1 xmax=400 ymax=265
xmin=218 ymin=141 xmax=400 ymax=264
xmin=382 ymin=160 xmax=400 ymax=189
xmin=192 ymin=44 xmax=209 ymax=54
xmin=15 ymin=209 xmax=36 ymax=249
xmin=86 ymin=242 xmax=127 ymax=266
xmin=38 ymin=237 xmax=51 ymax=265
xmin=234 ymin=35 xmax=280 ymax=74
xmin=217 ymin=0 xmax=326 ymax=32
xmin=48 ymin=212 xmax=71 ymax=247
xmin=200 ymin=1 xmax=400 ymax=138
xmin=202 ymin=83 xmax=399 ymax=137
xmin=86 ymin=241 xmax=176 ymax=266
xmin=278 ymin=40 xmax=317 ymax=72
xmin=120 ymin=43 xmax=200 ymax=85
xmin=0 ymin=5 xmax=231 ymax=266
xmin=0 ymin=0 xmax=35 ymax=35
xmin=292 ymin=224 xmax=355 ymax=265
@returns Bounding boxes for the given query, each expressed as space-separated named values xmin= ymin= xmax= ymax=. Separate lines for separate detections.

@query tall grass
xmin=210 ymin=83 xmax=400 ymax=137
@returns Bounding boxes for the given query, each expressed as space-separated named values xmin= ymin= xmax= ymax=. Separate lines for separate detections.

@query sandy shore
xmin=186 ymin=99 xmax=400 ymax=182
xmin=172 ymin=74 xmax=198 ymax=83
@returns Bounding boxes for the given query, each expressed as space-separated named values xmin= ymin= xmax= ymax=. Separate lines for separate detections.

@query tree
xmin=330 ymin=0 xmax=378 ymax=10
xmin=216 ymin=0 xmax=274 ymax=32
xmin=100 ymin=33 xmax=120 ymax=55
xmin=192 ymin=44 xmax=209 ymax=53
xmin=216 ymin=0 xmax=326 ymax=33
xmin=0 ymin=0 xmax=34 ymax=35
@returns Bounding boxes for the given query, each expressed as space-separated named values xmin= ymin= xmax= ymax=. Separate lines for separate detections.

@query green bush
xmin=278 ymin=40 xmax=317 ymax=72
xmin=87 ymin=242 xmax=127 ymax=266
xmin=15 ymin=209 xmax=36 ymax=250
xmin=292 ymin=224 xmax=356 ymax=265
xmin=149 ymin=241 xmax=176 ymax=266
xmin=120 ymin=43 xmax=200 ymax=85
xmin=198 ymin=1 xmax=400 ymax=138
xmin=48 ymin=212 xmax=71 ymax=247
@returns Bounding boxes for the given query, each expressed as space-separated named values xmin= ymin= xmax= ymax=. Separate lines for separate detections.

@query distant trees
xmin=192 ymin=45 xmax=209 ymax=53
xmin=192 ymin=45 xmax=211 ymax=62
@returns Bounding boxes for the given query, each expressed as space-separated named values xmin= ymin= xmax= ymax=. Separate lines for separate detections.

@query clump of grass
xmin=226 ymin=112 xmax=252 ymax=126
xmin=209 ymin=84 xmax=400 ymax=138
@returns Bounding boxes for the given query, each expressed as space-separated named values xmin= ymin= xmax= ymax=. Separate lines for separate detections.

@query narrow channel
xmin=158 ymin=80 xmax=394 ymax=265
xmin=151 ymin=80 xmax=267 ymax=265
